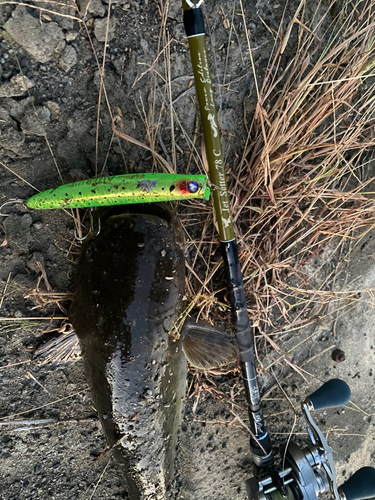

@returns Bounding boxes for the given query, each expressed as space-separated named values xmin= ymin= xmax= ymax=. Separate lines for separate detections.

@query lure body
xmin=27 ymin=173 xmax=210 ymax=209
xmin=70 ymin=204 xmax=187 ymax=499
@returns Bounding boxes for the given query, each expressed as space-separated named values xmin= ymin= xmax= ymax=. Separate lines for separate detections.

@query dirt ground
xmin=0 ymin=0 xmax=374 ymax=499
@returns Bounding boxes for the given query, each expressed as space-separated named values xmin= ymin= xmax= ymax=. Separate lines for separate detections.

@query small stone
xmin=57 ymin=16 xmax=74 ymax=32
xmin=89 ymin=0 xmax=106 ymax=16
xmin=0 ymin=126 xmax=25 ymax=154
xmin=59 ymin=45 xmax=77 ymax=72
xmin=0 ymin=75 xmax=33 ymax=98
xmin=4 ymin=6 xmax=65 ymax=63
xmin=3 ymin=97 xmax=32 ymax=122
xmin=46 ymin=101 xmax=60 ymax=118
xmin=22 ymin=106 xmax=51 ymax=136
xmin=94 ymin=17 xmax=117 ymax=42
xmin=65 ymin=32 xmax=79 ymax=42
xmin=15 ymin=310 xmax=24 ymax=318
xmin=331 ymin=348 xmax=346 ymax=362
xmin=33 ymin=221 xmax=44 ymax=230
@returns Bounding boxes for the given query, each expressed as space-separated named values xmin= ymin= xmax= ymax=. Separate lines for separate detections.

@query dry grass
xmin=183 ymin=0 xmax=375 ymax=366
xmin=2 ymin=0 xmax=375 ymax=387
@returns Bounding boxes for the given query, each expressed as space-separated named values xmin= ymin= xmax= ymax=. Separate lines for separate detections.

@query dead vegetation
xmin=1 ymin=0 xmax=375 ymax=390
xmin=183 ymin=0 xmax=375 ymax=361
xmin=2 ymin=0 xmax=375 ymax=385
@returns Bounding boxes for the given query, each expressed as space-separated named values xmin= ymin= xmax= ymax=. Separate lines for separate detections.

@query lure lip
xmin=26 ymin=173 xmax=210 ymax=210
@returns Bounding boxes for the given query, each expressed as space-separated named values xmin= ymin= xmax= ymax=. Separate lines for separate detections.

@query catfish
xmin=35 ymin=204 xmax=237 ymax=499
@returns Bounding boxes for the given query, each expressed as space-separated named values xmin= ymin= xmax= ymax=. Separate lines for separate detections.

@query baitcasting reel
xmin=247 ymin=379 xmax=375 ymax=500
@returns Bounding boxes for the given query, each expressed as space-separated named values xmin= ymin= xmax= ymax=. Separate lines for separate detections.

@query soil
xmin=0 ymin=0 xmax=374 ymax=499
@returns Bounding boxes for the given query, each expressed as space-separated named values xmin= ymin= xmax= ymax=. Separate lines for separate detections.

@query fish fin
xmin=34 ymin=325 xmax=81 ymax=371
xmin=181 ymin=319 xmax=238 ymax=370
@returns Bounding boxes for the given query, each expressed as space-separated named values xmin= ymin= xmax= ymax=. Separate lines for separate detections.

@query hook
xmin=0 ymin=199 xmax=25 ymax=217
xmin=74 ymin=208 xmax=101 ymax=241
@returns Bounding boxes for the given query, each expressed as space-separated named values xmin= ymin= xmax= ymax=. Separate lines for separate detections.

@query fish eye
xmin=86 ymin=245 xmax=94 ymax=257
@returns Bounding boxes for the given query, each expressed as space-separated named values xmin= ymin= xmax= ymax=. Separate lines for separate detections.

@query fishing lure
xmin=27 ymin=173 xmax=210 ymax=210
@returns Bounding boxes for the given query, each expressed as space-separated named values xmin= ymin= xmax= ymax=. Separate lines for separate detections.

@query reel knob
xmin=339 ymin=467 xmax=375 ymax=500
xmin=305 ymin=379 xmax=351 ymax=410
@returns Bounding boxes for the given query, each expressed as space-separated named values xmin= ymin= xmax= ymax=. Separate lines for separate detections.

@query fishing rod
xmin=181 ymin=2 xmax=375 ymax=500
xmin=181 ymin=0 xmax=273 ymax=473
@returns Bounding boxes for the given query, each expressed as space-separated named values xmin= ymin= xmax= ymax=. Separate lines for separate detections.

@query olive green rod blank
xmin=182 ymin=0 xmax=274 ymax=472
xmin=182 ymin=0 xmax=234 ymax=243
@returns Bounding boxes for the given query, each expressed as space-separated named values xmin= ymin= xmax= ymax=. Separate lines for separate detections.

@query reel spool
xmin=247 ymin=379 xmax=375 ymax=500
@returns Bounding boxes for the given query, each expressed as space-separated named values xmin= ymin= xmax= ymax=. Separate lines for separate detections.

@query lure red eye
xmin=177 ymin=181 xmax=189 ymax=195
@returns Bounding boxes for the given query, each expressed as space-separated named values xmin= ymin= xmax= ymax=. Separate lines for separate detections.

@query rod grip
xmin=306 ymin=379 xmax=351 ymax=410
xmin=221 ymin=240 xmax=253 ymax=355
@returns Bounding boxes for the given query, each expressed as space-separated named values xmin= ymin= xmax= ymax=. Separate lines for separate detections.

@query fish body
xmin=70 ymin=204 xmax=187 ymax=499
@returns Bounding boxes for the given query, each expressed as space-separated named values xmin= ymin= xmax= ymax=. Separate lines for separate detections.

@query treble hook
xmin=74 ymin=208 xmax=101 ymax=242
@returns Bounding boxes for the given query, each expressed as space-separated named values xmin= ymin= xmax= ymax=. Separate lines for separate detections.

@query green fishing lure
xmin=27 ymin=173 xmax=210 ymax=210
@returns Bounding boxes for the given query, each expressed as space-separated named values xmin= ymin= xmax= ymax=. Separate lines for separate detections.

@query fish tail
xmin=181 ymin=318 xmax=238 ymax=370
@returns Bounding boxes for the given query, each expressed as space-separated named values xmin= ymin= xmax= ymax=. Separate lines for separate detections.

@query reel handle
xmin=339 ymin=467 xmax=375 ymax=500
xmin=306 ymin=379 xmax=351 ymax=410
